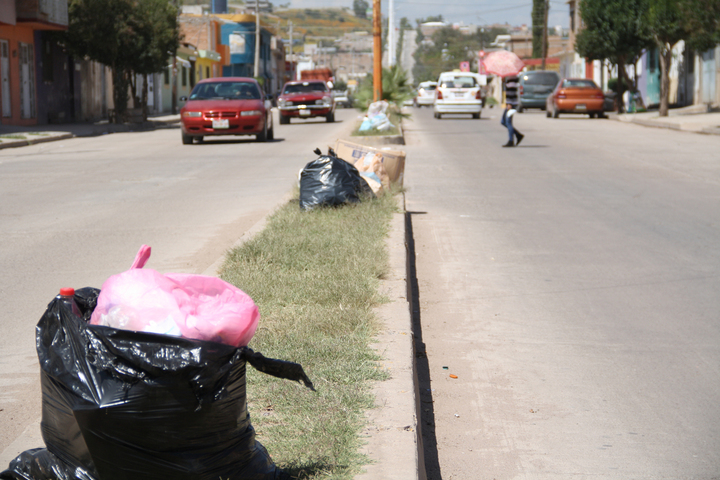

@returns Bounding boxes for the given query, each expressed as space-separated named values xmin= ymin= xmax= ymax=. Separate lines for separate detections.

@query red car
xmin=180 ymin=77 xmax=273 ymax=144
xmin=278 ymin=80 xmax=335 ymax=124
xmin=546 ymin=78 xmax=606 ymax=118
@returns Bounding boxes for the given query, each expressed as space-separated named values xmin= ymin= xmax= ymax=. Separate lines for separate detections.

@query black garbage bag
xmin=299 ymin=148 xmax=375 ymax=211
xmin=1 ymin=288 xmax=313 ymax=480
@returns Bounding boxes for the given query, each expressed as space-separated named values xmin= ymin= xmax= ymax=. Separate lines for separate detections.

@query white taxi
xmin=433 ymin=72 xmax=484 ymax=119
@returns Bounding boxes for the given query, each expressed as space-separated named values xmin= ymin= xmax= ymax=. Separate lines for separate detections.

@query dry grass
xmin=219 ymin=189 xmax=400 ymax=479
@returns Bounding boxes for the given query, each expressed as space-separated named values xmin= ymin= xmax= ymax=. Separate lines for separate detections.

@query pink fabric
xmin=89 ymin=245 xmax=259 ymax=347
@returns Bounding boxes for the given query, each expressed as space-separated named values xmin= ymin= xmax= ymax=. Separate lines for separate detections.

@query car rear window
xmin=283 ymin=82 xmax=328 ymax=94
xmin=562 ymin=79 xmax=598 ymax=89
xmin=190 ymin=82 xmax=260 ymax=100
xmin=522 ymin=72 xmax=559 ymax=86
xmin=439 ymin=76 xmax=477 ymax=88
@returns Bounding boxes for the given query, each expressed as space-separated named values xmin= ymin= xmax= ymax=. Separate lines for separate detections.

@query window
xmin=282 ymin=82 xmax=328 ymax=94
xmin=164 ymin=66 xmax=169 ymax=85
xmin=206 ymin=66 xmax=210 ymax=78
xmin=648 ymin=49 xmax=658 ymax=72
xmin=182 ymin=66 xmax=187 ymax=86
xmin=562 ymin=79 xmax=598 ymax=88
xmin=522 ymin=72 xmax=559 ymax=86
xmin=190 ymin=81 xmax=261 ymax=100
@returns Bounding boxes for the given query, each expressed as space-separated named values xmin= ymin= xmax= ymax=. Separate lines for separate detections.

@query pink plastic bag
xmin=89 ymin=245 xmax=259 ymax=347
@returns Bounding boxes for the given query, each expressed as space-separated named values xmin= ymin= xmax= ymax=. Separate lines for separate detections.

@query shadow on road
xmin=191 ymin=138 xmax=287 ymax=145
xmin=405 ymin=210 xmax=442 ymax=480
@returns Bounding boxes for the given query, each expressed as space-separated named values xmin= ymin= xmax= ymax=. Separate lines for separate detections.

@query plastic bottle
xmin=58 ymin=287 xmax=82 ymax=317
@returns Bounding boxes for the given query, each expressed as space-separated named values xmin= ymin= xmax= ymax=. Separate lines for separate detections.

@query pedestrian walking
xmin=500 ymin=102 xmax=524 ymax=147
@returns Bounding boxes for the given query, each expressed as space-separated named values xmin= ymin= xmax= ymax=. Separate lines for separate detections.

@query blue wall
xmin=220 ymin=22 xmax=272 ymax=78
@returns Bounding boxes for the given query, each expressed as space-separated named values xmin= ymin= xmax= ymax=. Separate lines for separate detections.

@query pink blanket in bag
xmin=89 ymin=245 xmax=259 ymax=347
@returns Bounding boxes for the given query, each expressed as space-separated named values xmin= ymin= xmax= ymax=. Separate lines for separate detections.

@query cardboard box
xmin=333 ymin=139 xmax=406 ymax=186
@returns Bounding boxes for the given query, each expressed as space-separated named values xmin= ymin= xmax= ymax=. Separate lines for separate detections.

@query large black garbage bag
xmin=1 ymin=287 xmax=313 ymax=480
xmin=299 ymin=148 xmax=375 ymax=211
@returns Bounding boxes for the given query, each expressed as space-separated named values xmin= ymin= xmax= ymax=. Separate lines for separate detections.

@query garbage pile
xmin=1 ymin=246 xmax=313 ymax=480
xmin=358 ymin=100 xmax=395 ymax=133
xmin=299 ymin=147 xmax=375 ymax=210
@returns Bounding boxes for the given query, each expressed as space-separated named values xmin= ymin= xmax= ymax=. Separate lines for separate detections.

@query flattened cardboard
xmin=333 ymin=139 xmax=406 ymax=186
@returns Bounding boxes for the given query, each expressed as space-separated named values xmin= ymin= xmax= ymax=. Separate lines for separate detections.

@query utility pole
xmin=541 ymin=0 xmax=549 ymax=70
xmin=254 ymin=0 xmax=260 ymax=79
xmin=372 ymin=0 xmax=382 ymax=101
xmin=171 ymin=0 xmax=179 ymax=115
xmin=289 ymin=20 xmax=294 ymax=81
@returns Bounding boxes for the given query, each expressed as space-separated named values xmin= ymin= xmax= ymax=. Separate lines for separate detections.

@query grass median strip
xmin=219 ymin=190 xmax=400 ymax=479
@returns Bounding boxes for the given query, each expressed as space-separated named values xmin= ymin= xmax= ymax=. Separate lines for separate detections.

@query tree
xmin=644 ymin=0 xmax=684 ymax=116
xmin=575 ymin=0 xmax=650 ymax=113
xmin=412 ymin=25 xmax=506 ymax=83
xmin=679 ymin=0 xmax=720 ymax=52
xmin=63 ymin=0 xmax=180 ymax=122
xmin=354 ymin=64 xmax=414 ymax=110
xmin=353 ymin=0 xmax=369 ymax=19
xmin=532 ymin=0 xmax=546 ymax=58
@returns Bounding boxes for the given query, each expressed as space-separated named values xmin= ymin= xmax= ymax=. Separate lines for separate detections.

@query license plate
xmin=454 ymin=92 xmax=465 ymax=97
xmin=576 ymin=104 xmax=587 ymax=111
xmin=212 ymin=119 xmax=229 ymax=129
xmin=299 ymin=109 xmax=311 ymax=116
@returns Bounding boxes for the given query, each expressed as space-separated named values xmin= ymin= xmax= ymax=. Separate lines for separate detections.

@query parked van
xmin=518 ymin=70 xmax=560 ymax=112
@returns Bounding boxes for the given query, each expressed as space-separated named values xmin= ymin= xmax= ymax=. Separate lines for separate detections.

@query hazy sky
xmin=284 ymin=0 xmax=570 ymax=30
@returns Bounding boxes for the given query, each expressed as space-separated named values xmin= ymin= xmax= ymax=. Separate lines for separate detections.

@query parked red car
xmin=278 ymin=80 xmax=335 ymax=124
xmin=179 ymin=77 xmax=273 ymax=144
xmin=546 ymin=78 xmax=606 ymax=118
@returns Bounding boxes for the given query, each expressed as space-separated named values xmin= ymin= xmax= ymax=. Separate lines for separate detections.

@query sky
xmin=284 ymin=0 xmax=570 ymax=30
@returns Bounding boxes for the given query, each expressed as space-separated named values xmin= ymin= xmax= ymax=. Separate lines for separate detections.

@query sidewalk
xmin=609 ymin=105 xmax=720 ymax=135
xmin=0 ymin=114 xmax=180 ymax=150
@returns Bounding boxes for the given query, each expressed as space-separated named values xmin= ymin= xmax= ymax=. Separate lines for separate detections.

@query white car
xmin=414 ymin=81 xmax=437 ymax=107
xmin=433 ymin=72 xmax=483 ymax=119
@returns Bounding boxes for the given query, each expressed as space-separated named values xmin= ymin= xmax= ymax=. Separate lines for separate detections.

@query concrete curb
xmin=356 ymin=194 xmax=422 ymax=480
xmin=0 ymin=132 xmax=73 ymax=150
xmin=609 ymin=113 xmax=720 ymax=135
xmin=0 ymin=118 xmax=181 ymax=150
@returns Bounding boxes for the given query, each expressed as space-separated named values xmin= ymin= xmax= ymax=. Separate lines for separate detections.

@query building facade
xmin=0 ymin=0 xmax=69 ymax=126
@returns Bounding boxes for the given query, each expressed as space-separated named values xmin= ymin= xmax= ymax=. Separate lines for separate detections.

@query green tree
xmin=353 ymin=0 xmax=369 ymax=19
xmin=412 ymin=25 xmax=507 ymax=83
xmin=354 ymin=64 xmax=414 ymax=110
xmin=679 ymin=0 xmax=720 ymax=52
xmin=575 ymin=0 xmax=650 ymax=113
xmin=532 ymin=0 xmax=546 ymax=58
xmin=644 ymin=0 xmax=684 ymax=116
xmin=64 ymin=0 xmax=180 ymax=122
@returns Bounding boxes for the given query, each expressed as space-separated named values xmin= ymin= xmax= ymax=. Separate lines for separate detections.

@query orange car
xmin=546 ymin=78 xmax=606 ymax=118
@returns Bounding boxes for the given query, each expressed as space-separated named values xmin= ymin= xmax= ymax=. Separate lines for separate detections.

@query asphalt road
xmin=403 ymin=106 xmax=720 ymax=479
xmin=0 ymin=108 xmax=358 ymax=463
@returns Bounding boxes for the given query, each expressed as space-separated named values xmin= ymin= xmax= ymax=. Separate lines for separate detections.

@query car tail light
xmin=557 ymin=91 xmax=566 ymax=99
xmin=519 ymin=85 xmax=524 ymax=95
xmin=436 ymin=90 xmax=443 ymax=100
xmin=475 ymin=90 xmax=482 ymax=100
xmin=595 ymin=93 xmax=605 ymax=99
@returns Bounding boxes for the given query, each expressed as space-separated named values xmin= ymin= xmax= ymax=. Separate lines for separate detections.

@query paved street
xmin=2 ymin=103 xmax=720 ymax=479
xmin=0 ymin=109 xmax=358 ymax=463
xmin=403 ymin=107 xmax=720 ymax=479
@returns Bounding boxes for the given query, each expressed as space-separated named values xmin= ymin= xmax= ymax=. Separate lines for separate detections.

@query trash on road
xmin=1 ymin=258 xmax=313 ymax=480
xmin=89 ymin=245 xmax=258 ymax=347
xmin=358 ymin=100 xmax=395 ymax=133
xmin=333 ymin=139 xmax=406 ymax=187
xmin=299 ymin=147 xmax=375 ymax=211
xmin=449 ymin=374 xmax=458 ymax=379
